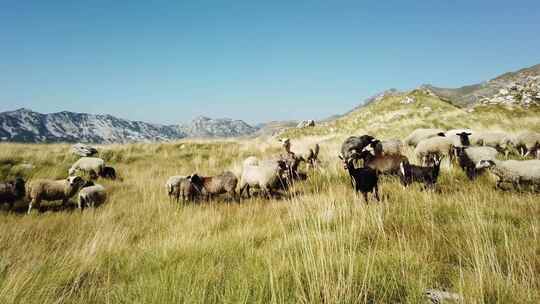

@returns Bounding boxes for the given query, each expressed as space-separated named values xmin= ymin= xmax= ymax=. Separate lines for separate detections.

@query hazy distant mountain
xmin=0 ymin=109 xmax=257 ymax=143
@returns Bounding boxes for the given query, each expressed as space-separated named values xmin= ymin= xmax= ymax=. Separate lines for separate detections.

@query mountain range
xmin=0 ymin=109 xmax=257 ymax=143
xmin=1 ymin=63 xmax=539 ymax=144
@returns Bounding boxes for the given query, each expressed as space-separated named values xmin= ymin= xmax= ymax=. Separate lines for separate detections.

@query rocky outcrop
xmin=297 ymin=120 xmax=315 ymax=128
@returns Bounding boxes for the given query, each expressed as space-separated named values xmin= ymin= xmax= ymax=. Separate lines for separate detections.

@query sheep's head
xmin=456 ymin=132 xmax=472 ymax=146
xmin=67 ymin=176 xmax=84 ymax=187
xmin=476 ymin=159 xmax=496 ymax=170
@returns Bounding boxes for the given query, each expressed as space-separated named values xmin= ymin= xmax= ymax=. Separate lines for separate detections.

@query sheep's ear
xmin=466 ymin=133 xmax=472 ymax=135
xmin=338 ymin=155 xmax=343 ymax=160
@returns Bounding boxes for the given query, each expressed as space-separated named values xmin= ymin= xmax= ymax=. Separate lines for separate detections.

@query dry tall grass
xmin=0 ymin=134 xmax=539 ymax=303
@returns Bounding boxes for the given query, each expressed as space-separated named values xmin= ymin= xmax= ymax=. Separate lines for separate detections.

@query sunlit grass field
xmin=0 ymin=130 xmax=539 ymax=303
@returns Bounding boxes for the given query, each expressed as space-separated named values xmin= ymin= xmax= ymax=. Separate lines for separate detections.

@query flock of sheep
xmin=0 ymin=128 xmax=539 ymax=213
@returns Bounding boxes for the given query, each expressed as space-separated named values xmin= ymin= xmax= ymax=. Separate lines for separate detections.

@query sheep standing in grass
xmin=339 ymin=155 xmax=379 ymax=203
xmin=191 ymin=171 xmax=238 ymax=201
xmin=340 ymin=135 xmax=376 ymax=162
xmin=26 ymin=176 xmax=86 ymax=214
xmin=399 ymin=156 xmax=443 ymax=189
xmin=358 ymin=150 xmax=408 ymax=175
xmin=239 ymin=159 xmax=287 ymax=198
xmin=69 ymin=157 xmax=105 ymax=179
xmin=414 ymin=135 xmax=454 ymax=165
xmin=0 ymin=177 xmax=25 ymax=210
xmin=455 ymin=146 xmax=498 ymax=180
xmin=476 ymin=159 xmax=540 ymax=191
xmin=469 ymin=131 xmax=514 ymax=155
xmin=166 ymin=175 xmax=200 ymax=203
xmin=78 ymin=184 xmax=107 ymax=211
xmin=404 ymin=128 xmax=445 ymax=146
xmin=279 ymin=138 xmax=320 ymax=169
xmin=370 ymin=139 xmax=403 ymax=156
xmin=515 ymin=131 xmax=540 ymax=158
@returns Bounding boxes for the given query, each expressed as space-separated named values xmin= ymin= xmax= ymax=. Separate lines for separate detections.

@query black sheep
xmin=0 ymin=177 xmax=26 ymax=209
xmin=100 ymin=166 xmax=117 ymax=180
xmin=339 ymin=156 xmax=379 ymax=203
xmin=399 ymin=156 xmax=442 ymax=189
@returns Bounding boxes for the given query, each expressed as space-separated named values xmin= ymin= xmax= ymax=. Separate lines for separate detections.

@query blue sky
xmin=1 ymin=1 xmax=539 ymax=124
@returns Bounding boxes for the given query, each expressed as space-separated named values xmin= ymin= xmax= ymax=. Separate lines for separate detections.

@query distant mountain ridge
xmin=0 ymin=108 xmax=257 ymax=143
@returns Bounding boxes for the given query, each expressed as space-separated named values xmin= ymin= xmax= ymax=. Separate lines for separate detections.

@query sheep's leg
xmin=374 ymin=186 xmax=380 ymax=202
xmin=362 ymin=192 xmax=369 ymax=204
xmin=28 ymin=198 xmax=40 ymax=214
xmin=78 ymin=197 xmax=84 ymax=212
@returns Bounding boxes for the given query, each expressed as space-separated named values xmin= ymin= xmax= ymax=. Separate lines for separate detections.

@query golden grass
xmin=0 ymin=133 xmax=539 ymax=303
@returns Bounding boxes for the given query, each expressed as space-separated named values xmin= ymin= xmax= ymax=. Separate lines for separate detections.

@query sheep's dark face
xmin=456 ymin=132 xmax=472 ymax=146
xmin=476 ymin=160 xmax=495 ymax=170
xmin=67 ymin=176 xmax=84 ymax=187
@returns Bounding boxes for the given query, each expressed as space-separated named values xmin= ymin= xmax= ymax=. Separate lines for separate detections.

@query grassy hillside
xmin=283 ymin=90 xmax=540 ymax=140
xmin=1 ymin=100 xmax=540 ymax=303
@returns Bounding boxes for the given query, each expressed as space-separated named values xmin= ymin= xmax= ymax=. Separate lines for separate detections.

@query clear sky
xmin=1 ymin=1 xmax=539 ymax=125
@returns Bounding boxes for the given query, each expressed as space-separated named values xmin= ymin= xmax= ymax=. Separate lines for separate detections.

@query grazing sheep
xmin=239 ymin=159 xmax=287 ymax=198
xmin=78 ymin=184 xmax=107 ymax=211
xmin=340 ymin=135 xmax=376 ymax=162
xmin=414 ymin=135 xmax=454 ymax=165
xmin=469 ymin=131 xmax=514 ymax=155
xmin=192 ymin=171 xmax=238 ymax=201
xmin=69 ymin=157 xmax=105 ymax=179
xmin=399 ymin=156 xmax=443 ymax=189
xmin=99 ymin=166 xmax=117 ymax=180
xmin=404 ymin=128 xmax=445 ymax=146
xmin=370 ymin=139 xmax=403 ymax=156
xmin=26 ymin=176 xmax=86 ymax=214
xmin=0 ymin=177 xmax=26 ymax=209
xmin=166 ymin=175 xmax=200 ymax=202
xmin=358 ymin=150 xmax=408 ymax=175
xmin=340 ymin=156 xmax=379 ymax=203
xmin=515 ymin=131 xmax=540 ymax=158
xmin=455 ymin=146 xmax=498 ymax=180
xmin=279 ymin=138 xmax=320 ymax=169
xmin=476 ymin=159 xmax=540 ymax=191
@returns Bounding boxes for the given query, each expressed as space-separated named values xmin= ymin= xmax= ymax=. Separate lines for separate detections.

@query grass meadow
xmin=0 ymin=132 xmax=539 ymax=303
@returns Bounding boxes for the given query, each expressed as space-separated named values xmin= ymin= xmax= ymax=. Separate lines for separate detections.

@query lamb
xmin=78 ymin=184 xmax=107 ymax=211
xmin=476 ymin=159 xmax=540 ymax=191
xmin=26 ymin=176 xmax=86 ymax=214
xmin=0 ymin=177 xmax=26 ymax=210
xmin=68 ymin=157 xmax=105 ymax=179
xmin=239 ymin=159 xmax=287 ymax=198
xmin=165 ymin=175 xmax=200 ymax=202
xmin=191 ymin=171 xmax=238 ymax=201
xmin=339 ymin=156 xmax=379 ymax=203
xmin=469 ymin=131 xmax=514 ymax=155
xmin=340 ymin=135 xmax=376 ymax=162
xmin=404 ymin=128 xmax=445 ymax=146
xmin=370 ymin=139 xmax=403 ymax=156
xmin=414 ymin=135 xmax=454 ymax=165
xmin=455 ymin=146 xmax=498 ymax=180
xmin=515 ymin=131 xmax=540 ymax=158
xmin=357 ymin=150 xmax=408 ymax=175
xmin=399 ymin=156 xmax=443 ymax=188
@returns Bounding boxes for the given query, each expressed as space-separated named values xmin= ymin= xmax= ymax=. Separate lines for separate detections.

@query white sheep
xmin=370 ymin=139 xmax=403 ymax=156
xmin=515 ymin=131 xmax=540 ymax=158
xmin=469 ymin=131 xmax=514 ymax=154
xmin=279 ymin=138 xmax=320 ymax=168
xmin=476 ymin=159 xmax=540 ymax=190
xmin=455 ymin=146 xmax=498 ymax=179
xmin=404 ymin=128 xmax=445 ymax=146
xmin=78 ymin=184 xmax=107 ymax=210
xmin=26 ymin=176 xmax=86 ymax=214
xmin=239 ymin=158 xmax=287 ymax=198
xmin=69 ymin=157 xmax=105 ymax=179
xmin=414 ymin=136 xmax=454 ymax=165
